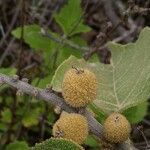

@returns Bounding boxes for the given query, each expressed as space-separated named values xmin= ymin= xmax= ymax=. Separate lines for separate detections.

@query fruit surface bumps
xmin=104 ymin=113 xmax=131 ymax=143
xmin=62 ymin=68 xmax=98 ymax=107
xmin=52 ymin=112 xmax=88 ymax=144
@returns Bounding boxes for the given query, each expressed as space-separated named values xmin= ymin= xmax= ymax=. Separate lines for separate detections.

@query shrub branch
xmin=0 ymin=73 xmax=138 ymax=150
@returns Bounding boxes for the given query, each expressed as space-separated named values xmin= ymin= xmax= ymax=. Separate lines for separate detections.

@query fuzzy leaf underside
xmin=32 ymin=138 xmax=83 ymax=150
xmin=51 ymin=27 xmax=150 ymax=114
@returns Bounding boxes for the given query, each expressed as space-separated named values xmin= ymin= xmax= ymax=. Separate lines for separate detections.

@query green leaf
xmin=0 ymin=68 xmax=17 ymax=75
xmin=6 ymin=141 xmax=29 ymax=150
xmin=55 ymin=35 xmax=92 ymax=65
xmin=123 ymin=101 xmax=148 ymax=123
xmin=0 ymin=122 xmax=8 ymax=132
xmin=54 ymin=0 xmax=90 ymax=36
xmin=51 ymin=55 xmax=82 ymax=91
xmin=32 ymin=76 xmax=52 ymax=89
xmin=89 ymin=104 xmax=107 ymax=124
xmin=32 ymin=138 xmax=83 ymax=150
xmin=1 ymin=108 xmax=12 ymax=123
xmin=12 ymin=25 xmax=55 ymax=51
xmin=84 ymin=135 xmax=99 ymax=148
xmin=22 ymin=108 xmax=41 ymax=127
xmin=5 ymin=96 xmax=14 ymax=107
xmin=11 ymin=25 xmax=85 ymax=67
xmin=0 ymin=96 xmax=2 ymax=103
xmin=51 ymin=27 xmax=150 ymax=114
xmin=47 ymin=111 xmax=56 ymax=124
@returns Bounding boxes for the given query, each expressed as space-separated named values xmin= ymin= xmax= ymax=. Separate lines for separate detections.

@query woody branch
xmin=0 ymin=73 xmax=138 ymax=150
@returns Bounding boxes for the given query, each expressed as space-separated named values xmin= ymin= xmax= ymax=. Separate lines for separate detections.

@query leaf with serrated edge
xmin=32 ymin=138 xmax=83 ymax=150
xmin=51 ymin=27 xmax=150 ymax=114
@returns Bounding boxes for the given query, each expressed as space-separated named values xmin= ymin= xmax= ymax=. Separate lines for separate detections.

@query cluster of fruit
xmin=52 ymin=68 xmax=131 ymax=145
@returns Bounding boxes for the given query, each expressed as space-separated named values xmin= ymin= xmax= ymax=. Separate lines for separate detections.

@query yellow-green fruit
xmin=104 ymin=113 xmax=131 ymax=143
xmin=62 ymin=68 xmax=98 ymax=107
xmin=52 ymin=113 xmax=89 ymax=144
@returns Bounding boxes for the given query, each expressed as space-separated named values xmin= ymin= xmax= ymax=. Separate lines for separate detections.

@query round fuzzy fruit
xmin=62 ymin=68 xmax=98 ymax=108
xmin=52 ymin=112 xmax=88 ymax=144
xmin=104 ymin=113 xmax=131 ymax=143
